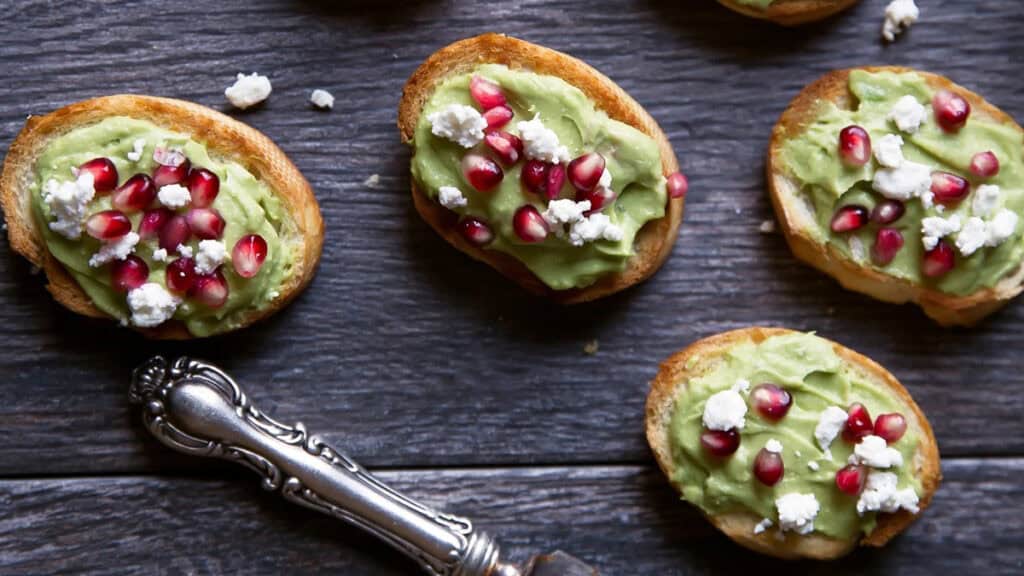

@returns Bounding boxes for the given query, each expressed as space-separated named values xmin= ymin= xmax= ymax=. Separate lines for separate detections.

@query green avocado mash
xmin=780 ymin=70 xmax=1024 ymax=296
xmin=31 ymin=116 xmax=295 ymax=337
xmin=668 ymin=332 xmax=922 ymax=541
xmin=410 ymin=64 xmax=667 ymax=291
xmin=734 ymin=0 xmax=774 ymax=8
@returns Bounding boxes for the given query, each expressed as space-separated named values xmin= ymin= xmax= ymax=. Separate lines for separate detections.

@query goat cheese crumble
xmin=882 ymin=0 xmax=920 ymax=42
xmin=872 ymin=160 xmax=931 ymax=200
xmin=542 ymin=199 xmax=590 ymax=227
xmin=814 ymin=406 xmax=848 ymax=460
xmin=88 ymin=232 xmax=140 ymax=268
xmin=888 ymin=95 xmax=926 ymax=133
xmin=127 ymin=283 xmax=180 ymax=327
xmin=921 ymin=215 xmax=962 ymax=251
xmin=873 ymin=134 xmax=905 ymax=168
xmin=194 ymin=239 xmax=227 ymax=275
xmin=516 ymin=116 xmax=570 ymax=164
xmin=702 ymin=389 xmax=747 ymax=431
xmin=568 ymin=213 xmax=623 ymax=247
xmin=956 ymin=217 xmax=988 ymax=257
xmin=309 ymin=89 xmax=335 ymax=110
xmin=157 ymin=184 xmax=191 ymax=209
xmin=41 ymin=173 xmax=96 ymax=239
xmin=850 ymin=435 xmax=904 ymax=469
xmin=177 ymin=244 xmax=194 ymax=259
xmin=225 ymin=73 xmax=272 ymax=109
xmin=775 ymin=493 xmax=820 ymax=535
xmin=152 ymin=248 xmax=169 ymax=262
xmin=438 ymin=186 xmax=467 ymax=210
xmin=856 ymin=471 xmax=920 ymax=515
xmin=753 ymin=518 xmax=773 ymax=535
xmin=764 ymin=439 xmax=783 ymax=454
xmin=428 ymin=104 xmax=487 ymax=148
xmin=126 ymin=138 xmax=146 ymax=162
xmin=972 ymin=184 xmax=1000 ymax=218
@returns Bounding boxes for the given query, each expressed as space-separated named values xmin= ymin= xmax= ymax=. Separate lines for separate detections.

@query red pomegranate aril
xmin=870 ymin=199 xmax=905 ymax=224
xmin=483 ymin=131 xmax=524 ymax=166
xmin=165 ymin=257 xmax=197 ymax=294
xmin=77 ymin=158 xmax=118 ymax=193
xmin=933 ymin=90 xmax=970 ymax=132
xmin=576 ymin=185 xmax=616 ymax=215
xmin=186 ymin=168 xmax=220 ymax=208
xmin=922 ymin=240 xmax=955 ymax=277
xmin=462 ymin=153 xmax=503 ymax=192
xmin=842 ymin=402 xmax=873 ymax=443
xmin=483 ymin=105 xmax=514 ymax=130
xmin=152 ymin=159 xmax=191 ymax=188
xmin=85 ymin=210 xmax=132 ymax=240
xmin=521 ymin=160 xmax=550 ymax=195
xmin=110 ymin=256 xmax=149 ymax=292
xmin=830 ymin=205 xmax=869 ymax=233
xmin=469 ymin=75 xmax=506 ymax=110
xmin=545 ymin=163 xmax=567 ymax=200
xmin=753 ymin=448 xmax=784 ymax=486
xmin=138 ymin=208 xmax=173 ymax=240
xmin=667 ymin=172 xmax=688 ymax=199
xmin=159 ymin=214 xmax=191 ymax=250
xmin=700 ymin=429 xmax=740 ymax=457
xmin=969 ymin=151 xmax=1000 ymax=179
xmin=185 ymin=208 xmax=226 ymax=240
xmin=512 ymin=205 xmax=549 ymax=243
xmin=153 ymin=147 xmax=187 ymax=167
xmin=112 ymin=174 xmax=157 ymax=212
xmin=872 ymin=227 xmax=905 ymax=266
xmin=835 ymin=465 xmax=867 ymax=496
xmin=838 ymin=125 xmax=871 ymax=167
xmin=567 ymin=152 xmax=606 ymax=192
xmin=232 ymin=234 xmax=268 ymax=279
xmin=750 ymin=383 xmax=792 ymax=421
xmin=874 ymin=413 xmax=908 ymax=444
xmin=191 ymin=268 xmax=229 ymax=308
xmin=458 ymin=217 xmax=494 ymax=246
xmin=930 ymin=171 xmax=970 ymax=204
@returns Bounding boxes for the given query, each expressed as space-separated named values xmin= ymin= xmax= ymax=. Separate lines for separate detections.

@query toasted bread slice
xmin=0 ymin=95 xmax=323 ymax=338
xmin=645 ymin=327 xmax=940 ymax=560
xmin=398 ymin=34 xmax=683 ymax=304
xmin=717 ymin=0 xmax=860 ymax=25
xmin=768 ymin=67 xmax=1024 ymax=326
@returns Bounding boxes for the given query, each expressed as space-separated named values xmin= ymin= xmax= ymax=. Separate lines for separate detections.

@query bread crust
xmin=768 ymin=67 xmax=1024 ymax=326
xmin=398 ymin=34 xmax=683 ymax=304
xmin=717 ymin=0 xmax=860 ymax=25
xmin=0 ymin=95 xmax=323 ymax=338
xmin=645 ymin=327 xmax=941 ymax=560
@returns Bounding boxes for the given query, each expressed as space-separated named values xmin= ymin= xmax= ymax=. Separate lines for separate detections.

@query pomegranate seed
xmin=521 ymin=160 xmax=550 ymax=196
xmin=483 ymin=105 xmax=513 ymax=130
xmin=138 ymin=208 xmax=173 ymax=240
xmin=483 ymin=131 xmax=524 ymax=166
xmin=830 ymin=205 xmax=869 ymax=233
xmin=469 ymin=75 xmax=506 ymax=110
xmin=753 ymin=448 xmax=784 ymax=486
xmin=870 ymin=199 xmax=905 ymax=224
xmin=750 ymin=383 xmax=792 ymax=420
xmin=458 ymin=217 xmax=494 ymax=246
xmin=872 ymin=228 xmax=905 ymax=266
xmin=159 ymin=214 xmax=191 ymax=250
xmin=922 ymin=240 xmax=955 ymax=277
xmin=835 ymin=464 xmax=867 ymax=496
xmin=842 ymin=402 xmax=873 ymax=443
xmin=153 ymin=147 xmax=187 ymax=167
xmin=512 ymin=205 xmax=549 ymax=243
xmin=461 ymin=153 xmax=503 ymax=192
xmin=191 ymin=268 xmax=229 ymax=308
xmin=85 ymin=210 xmax=132 ymax=240
xmin=838 ymin=125 xmax=871 ymax=167
xmin=567 ymin=153 xmax=606 ymax=192
xmin=545 ymin=164 xmax=567 ymax=200
xmin=874 ymin=413 xmax=908 ymax=444
xmin=576 ymin=186 xmax=616 ymax=215
xmin=232 ymin=234 xmax=268 ymax=278
xmin=930 ymin=172 xmax=970 ymax=204
xmin=700 ymin=429 xmax=739 ymax=457
xmin=969 ymin=151 xmax=1000 ymax=179
xmin=165 ymin=257 xmax=197 ymax=294
xmin=186 ymin=168 xmax=220 ymax=208
xmin=112 ymin=174 xmax=157 ymax=213
xmin=152 ymin=159 xmax=191 ymax=188
xmin=77 ymin=158 xmax=118 ymax=193
xmin=185 ymin=208 xmax=226 ymax=240
xmin=110 ymin=256 xmax=149 ymax=292
xmin=933 ymin=90 xmax=970 ymax=132
xmin=667 ymin=172 xmax=688 ymax=199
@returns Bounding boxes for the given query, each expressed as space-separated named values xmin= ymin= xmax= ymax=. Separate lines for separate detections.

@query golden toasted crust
xmin=716 ymin=0 xmax=860 ymax=25
xmin=398 ymin=34 xmax=683 ymax=304
xmin=0 ymin=95 xmax=323 ymax=338
xmin=768 ymin=67 xmax=1024 ymax=326
xmin=645 ymin=327 xmax=941 ymax=560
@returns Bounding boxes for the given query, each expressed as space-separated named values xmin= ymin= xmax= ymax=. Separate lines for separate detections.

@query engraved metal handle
xmin=131 ymin=357 xmax=521 ymax=576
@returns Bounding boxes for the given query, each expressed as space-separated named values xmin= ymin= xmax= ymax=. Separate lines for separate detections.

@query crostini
xmin=768 ymin=67 xmax=1024 ymax=325
xmin=1 ymin=95 xmax=323 ymax=338
xmin=398 ymin=34 xmax=686 ymax=303
xmin=717 ymin=0 xmax=860 ymax=26
xmin=646 ymin=327 xmax=940 ymax=560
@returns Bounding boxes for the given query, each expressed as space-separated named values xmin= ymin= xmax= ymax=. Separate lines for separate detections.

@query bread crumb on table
xmin=364 ymin=174 xmax=380 ymax=188
xmin=583 ymin=339 xmax=600 ymax=355
xmin=759 ymin=220 xmax=776 ymax=234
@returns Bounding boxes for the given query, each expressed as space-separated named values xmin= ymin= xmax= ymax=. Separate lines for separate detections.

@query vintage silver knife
xmin=131 ymin=356 xmax=598 ymax=576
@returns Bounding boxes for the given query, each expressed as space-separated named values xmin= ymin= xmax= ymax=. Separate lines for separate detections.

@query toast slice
xmin=645 ymin=327 xmax=940 ymax=560
xmin=768 ymin=67 xmax=1024 ymax=326
xmin=1 ymin=95 xmax=323 ymax=338
xmin=398 ymin=33 xmax=684 ymax=304
xmin=717 ymin=0 xmax=860 ymax=25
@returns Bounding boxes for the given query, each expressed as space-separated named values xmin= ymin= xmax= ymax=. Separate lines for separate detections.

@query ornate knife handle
xmin=131 ymin=357 xmax=520 ymax=576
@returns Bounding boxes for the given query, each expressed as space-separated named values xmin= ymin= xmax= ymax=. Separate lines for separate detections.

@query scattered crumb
xmin=734 ymin=207 xmax=742 ymax=215
xmin=310 ymin=89 xmax=335 ymax=110
xmin=224 ymin=72 xmax=272 ymax=110
xmin=364 ymin=174 xmax=381 ymax=188
xmin=882 ymin=0 xmax=919 ymax=42
xmin=583 ymin=339 xmax=600 ymax=355
xmin=759 ymin=220 xmax=776 ymax=234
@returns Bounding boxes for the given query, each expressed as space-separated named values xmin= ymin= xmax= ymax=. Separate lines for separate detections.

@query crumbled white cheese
xmin=542 ymin=199 xmax=590 ymax=227
xmin=814 ymin=406 xmax=848 ymax=460
xmin=157 ymin=184 xmax=191 ymax=209
xmin=759 ymin=220 xmax=776 ymax=234
xmin=516 ymin=116 xmax=570 ymax=164
xmin=702 ymin=389 xmax=747 ymax=431
xmin=127 ymin=282 xmax=180 ymax=327
xmin=807 ymin=460 xmax=820 ymax=471
xmin=88 ymin=232 xmax=140 ymax=268
xmin=438 ymin=186 xmax=467 ymax=210
xmin=795 ymin=450 xmax=802 ymax=458
xmin=888 ymin=95 xmax=927 ymax=133
xmin=568 ymin=213 xmax=623 ymax=247
xmin=921 ymin=215 xmax=962 ymax=251
xmin=309 ymin=89 xmax=335 ymax=110
xmin=848 ymin=235 xmax=866 ymax=261
xmin=731 ymin=378 xmax=751 ymax=394
xmin=598 ymin=168 xmax=612 ymax=190
xmin=986 ymin=209 xmax=1018 ymax=247
xmin=856 ymin=471 xmax=920 ymax=516
xmin=919 ymin=190 xmax=935 ymax=210
xmin=874 ymin=134 xmax=905 ymax=168
xmin=955 ymin=217 xmax=988 ymax=257
xmin=753 ymin=518 xmax=773 ymax=535
xmin=882 ymin=0 xmax=920 ymax=42
xmin=428 ymin=104 xmax=487 ymax=148
xmin=177 ymin=244 xmax=194 ymax=259
xmin=194 ymin=239 xmax=226 ymax=275
xmin=152 ymin=248 xmax=169 ymax=262
xmin=126 ymin=138 xmax=146 ymax=162
xmin=41 ymin=173 xmax=96 ymax=239
xmin=765 ymin=439 xmax=783 ymax=454
xmin=775 ymin=493 xmax=820 ymax=535
xmin=225 ymin=72 xmax=272 ymax=109
xmin=364 ymin=173 xmax=381 ymax=188
xmin=972 ymin=184 xmax=1001 ymax=218
xmin=851 ymin=435 xmax=904 ymax=469
xmin=872 ymin=160 xmax=931 ymax=200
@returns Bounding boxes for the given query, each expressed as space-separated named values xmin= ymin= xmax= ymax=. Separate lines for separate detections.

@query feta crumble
xmin=309 ymin=89 xmax=335 ymax=110
xmin=41 ymin=173 xmax=96 ymax=239
xmin=127 ymin=283 xmax=180 ymax=327
xmin=225 ymin=73 xmax=272 ymax=109
xmin=568 ymin=213 xmax=623 ymax=247
xmin=873 ymin=134 xmax=905 ymax=168
xmin=731 ymin=378 xmax=751 ymax=394
xmin=428 ymin=104 xmax=487 ymax=148
xmin=882 ymin=0 xmax=920 ymax=43
xmin=152 ymin=248 xmax=169 ymax=262
xmin=194 ymin=239 xmax=227 ymax=275
xmin=872 ymin=160 xmax=931 ymax=200
xmin=972 ymin=184 xmax=1000 ymax=218
xmin=851 ymin=435 xmax=903 ymax=469
xmin=753 ymin=518 xmax=773 ymax=535
xmin=516 ymin=116 xmax=570 ymax=164
xmin=921 ymin=215 xmax=962 ymax=251
xmin=702 ymin=389 xmax=747 ymax=431
xmin=126 ymin=138 xmax=146 ymax=162
xmin=177 ymin=244 xmax=194 ymax=259
xmin=438 ymin=186 xmax=467 ymax=210
xmin=759 ymin=220 xmax=776 ymax=234
xmin=955 ymin=217 xmax=988 ymax=257
xmin=775 ymin=493 xmax=820 ymax=535
xmin=888 ymin=95 xmax=926 ymax=133
xmin=157 ymin=184 xmax=191 ymax=209
xmin=542 ymin=199 xmax=590 ymax=227
xmin=815 ymin=406 xmax=848 ymax=459
xmin=764 ymin=439 xmax=783 ymax=454
xmin=856 ymin=471 xmax=920 ymax=516
xmin=89 ymin=232 xmax=140 ymax=268
xmin=986 ymin=209 xmax=1018 ymax=247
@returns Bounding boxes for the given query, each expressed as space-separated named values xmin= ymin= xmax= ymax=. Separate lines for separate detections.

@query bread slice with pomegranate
xmin=717 ymin=0 xmax=860 ymax=25
xmin=398 ymin=33 xmax=685 ymax=304
xmin=645 ymin=327 xmax=940 ymax=560
xmin=1 ymin=95 xmax=323 ymax=338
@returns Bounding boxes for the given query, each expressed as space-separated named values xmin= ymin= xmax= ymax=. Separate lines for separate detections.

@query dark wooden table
xmin=1 ymin=0 xmax=1022 ymax=574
